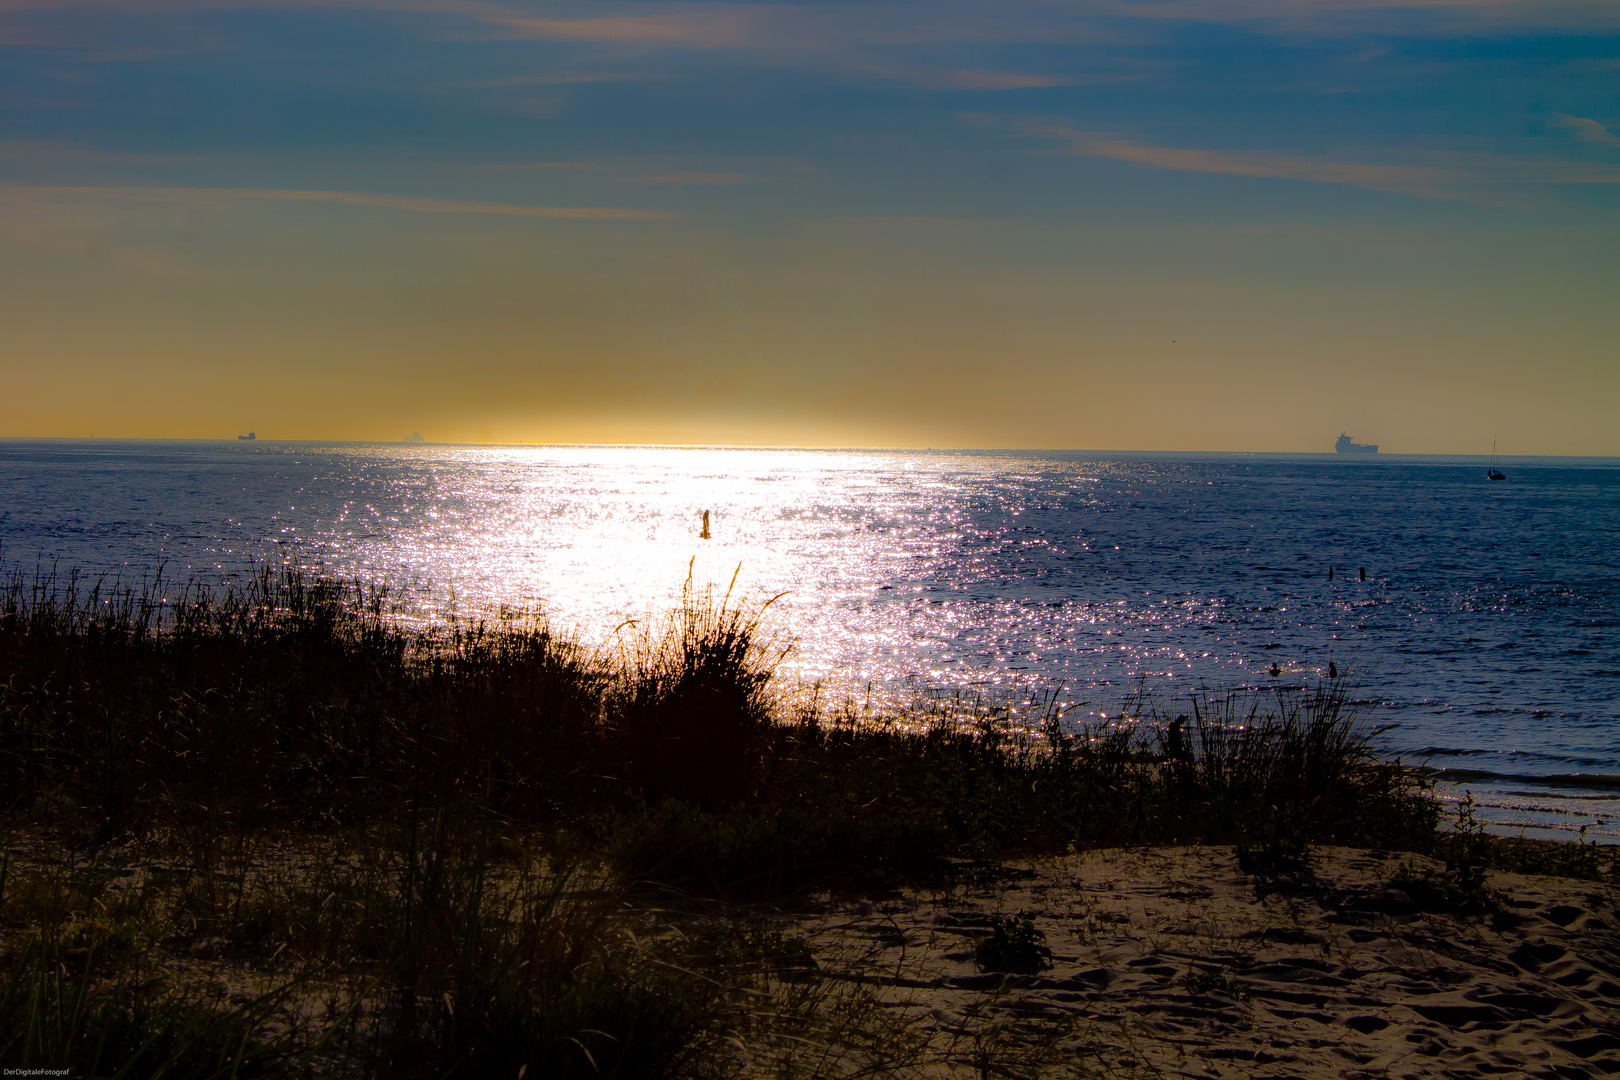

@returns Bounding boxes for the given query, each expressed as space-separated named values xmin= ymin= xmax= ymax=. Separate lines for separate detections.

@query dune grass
xmin=0 ymin=563 xmax=1434 ymax=862
xmin=0 ymin=560 xmax=1527 ymax=1076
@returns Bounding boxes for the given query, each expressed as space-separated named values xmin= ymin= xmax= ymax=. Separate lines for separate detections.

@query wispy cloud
xmin=630 ymin=171 xmax=756 ymax=184
xmin=1552 ymin=113 xmax=1620 ymax=148
xmin=483 ymin=160 xmax=601 ymax=171
xmin=469 ymin=72 xmax=663 ymax=87
xmin=853 ymin=66 xmax=1092 ymax=91
xmin=993 ymin=116 xmax=1620 ymax=200
xmin=1015 ymin=119 xmax=1458 ymax=197
xmin=933 ymin=70 xmax=1072 ymax=90
xmin=240 ymin=188 xmax=664 ymax=217
xmin=6 ymin=184 xmax=669 ymax=218
xmin=483 ymin=9 xmax=759 ymax=48
xmin=1475 ymin=157 xmax=1620 ymax=183
xmin=1076 ymin=0 xmax=1620 ymax=32
xmin=0 ymin=139 xmax=190 ymax=164
xmin=4 ymin=0 xmax=1620 ymax=52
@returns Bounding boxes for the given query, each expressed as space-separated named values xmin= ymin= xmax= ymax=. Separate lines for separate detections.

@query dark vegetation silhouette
xmin=0 ymin=562 xmax=1607 ymax=1076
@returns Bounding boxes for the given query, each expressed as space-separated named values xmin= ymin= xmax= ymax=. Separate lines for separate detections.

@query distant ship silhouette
xmin=238 ymin=431 xmax=256 ymax=441
xmin=1335 ymin=432 xmax=1376 ymax=454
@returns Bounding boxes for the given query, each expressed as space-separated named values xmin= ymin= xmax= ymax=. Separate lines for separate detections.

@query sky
xmin=1 ymin=0 xmax=1617 ymax=453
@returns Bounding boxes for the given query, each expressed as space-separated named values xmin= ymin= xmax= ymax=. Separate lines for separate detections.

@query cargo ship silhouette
xmin=1335 ymin=432 xmax=1376 ymax=454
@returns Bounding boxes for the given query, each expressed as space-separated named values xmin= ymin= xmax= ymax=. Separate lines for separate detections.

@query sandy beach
xmin=794 ymin=846 xmax=1620 ymax=1078
xmin=3 ymin=567 xmax=1614 ymax=1077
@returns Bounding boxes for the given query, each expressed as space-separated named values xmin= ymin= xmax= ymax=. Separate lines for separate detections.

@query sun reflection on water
xmin=5 ymin=439 xmax=1615 ymax=839
xmin=314 ymin=445 xmax=964 ymax=692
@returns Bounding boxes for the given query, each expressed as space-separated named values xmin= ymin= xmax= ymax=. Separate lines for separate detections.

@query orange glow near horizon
xmin=3 ymin=191 xmax=1614 ymax=454
xmin=1 ymin=0 xmax=1617 ymax=454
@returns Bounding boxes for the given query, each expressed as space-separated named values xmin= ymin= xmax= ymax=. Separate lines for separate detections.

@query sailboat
xmin=1487 ymin=440 xmax=1505 ymax=481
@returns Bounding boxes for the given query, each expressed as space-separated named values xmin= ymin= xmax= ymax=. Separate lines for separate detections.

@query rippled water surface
xmin=3 ymin=441 xmax=1616 ymax=838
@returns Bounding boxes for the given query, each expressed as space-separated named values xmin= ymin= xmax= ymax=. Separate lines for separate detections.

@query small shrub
xmin=1183 ymin=971 xmax=1250 ymax=1002
xmin=1385 ymin=863 xmax=1488 ymax=914
xmin=974 ymin=914 xmax=1052 ymax=973
xmin=1386 ymin=793 xmax=1500 ymax=915
xmin=1437 ymin=793 xmax=1494 ymax=894
xmin=771 ymin=935 xmax=820 ymax=981
xmin=1487 ymin=830 xmax=1620 ymax=884
xmin=609 ymin=569 xmax=786 ymax=809
xmin=1235 ymin=831 xmax=1312 ymax=876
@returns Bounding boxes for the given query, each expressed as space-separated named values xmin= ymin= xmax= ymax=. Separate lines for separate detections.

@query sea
xmin=2 ymin=440 xmax=1616 ymax=841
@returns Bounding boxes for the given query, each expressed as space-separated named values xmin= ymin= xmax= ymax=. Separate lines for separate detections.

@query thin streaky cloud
xmin=1359 ymin=148 xmax=1620 ymax=185
xmin=1079 ymin=0 xmax=1620 ymax=30
xmin=0 ymin=139 xmax=192 ymax=164
xmin=1004 ymin=119 xmax=1620 ymax=199
xmin=852 ymin=65 xmax=1087 ymax=90
xmin=215 ymin=187 xmax=672 ymax=218
xmin=1478 ymin=159 xmax=1620 ymax=183
xmin=936 ymin=70 xmax=1072 ymax=90
xmin=443 ymin=0 xmax=1132 ymax=54
xmin=484 ymin=11 xmax=759 ymax=47
xmin=631 ymin=171 xmax=756 ymax=184
xmin=0 ymin=28 xmax=207 ymax=60
xmin=468 ymin=73 xmax=663 ymax=87
xmin=6 ymin=184 xmax=669 ymax=218
xmin=1020 ymin=120 xmax=1457 ymax=197
xmin=5 ymin=0 xmax=1616 ymax=29
xmin=482 ymin=160 xmax=602 ymax=171
xmin=6 ymin=0 xmax=1619 ymax=65
xmin=838 ymin=53 xmax=1159 ymax=92
xmin=1552 ymin=113 xmax=1620 ymax=148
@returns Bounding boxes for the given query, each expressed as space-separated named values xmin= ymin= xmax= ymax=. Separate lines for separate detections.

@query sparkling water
xmin=3 ymin=440 xmax=1615 ymax=839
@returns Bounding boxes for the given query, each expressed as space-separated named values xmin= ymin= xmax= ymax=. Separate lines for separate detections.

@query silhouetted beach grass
xmin=1 ymin=562 xmax=1609 ymax=1076
xmin=0 ymin=564 xmax=1438 ymax=879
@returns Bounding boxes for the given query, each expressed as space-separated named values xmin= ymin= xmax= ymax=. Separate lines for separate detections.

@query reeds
xmin=1 ymin=560 xmax=1440 ymax=877
xmin=607 ymin=570 xmax=786 ymax=809
xmin=0 ymin=943 xmax=295 ymax=1078
xmin=1 ymin=559 xmax=1456 ymax=1076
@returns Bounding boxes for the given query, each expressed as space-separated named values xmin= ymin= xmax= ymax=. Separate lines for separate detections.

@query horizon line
xmin=2 ymin=436 xmax=1616 ymax=460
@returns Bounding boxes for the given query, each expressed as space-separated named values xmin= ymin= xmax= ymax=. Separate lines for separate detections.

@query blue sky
xmin=2 ymin=0 xmax=1617 ymax=450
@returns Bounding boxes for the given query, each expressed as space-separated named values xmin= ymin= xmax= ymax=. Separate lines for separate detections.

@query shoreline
xmin=2 ymin=567 xmax=1615 ymax=1075
xmin=3 ymin=443 xmax=1615 ymax=833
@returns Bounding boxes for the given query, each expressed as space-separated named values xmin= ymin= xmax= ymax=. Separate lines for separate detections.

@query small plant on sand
xmin=1183 ymin=970 xmax=1250 ymax=1002
xmin=1388 ymin=794 xmax=1499 ymax=915
xmin=1487 ymin=827 xmax=1620 ymax=884
xmin=1439 ymin=793 xmax=1495 ymax=894
xmin=1235 ymin=827 xmax=1312 ymax=877
xmin=974 ymin=914 xmax=1052 ymax=973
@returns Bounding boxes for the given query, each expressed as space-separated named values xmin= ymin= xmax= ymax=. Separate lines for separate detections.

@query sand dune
xmin=801 ymin=847 xmax=1620 ymax=1078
